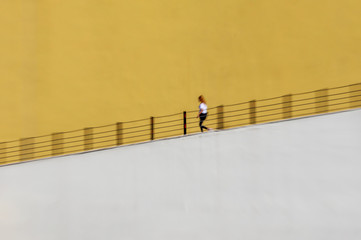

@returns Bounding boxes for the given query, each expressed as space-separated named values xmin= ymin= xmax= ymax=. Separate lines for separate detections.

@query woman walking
xmin=197 ymin=95 xmax=210 ymax=132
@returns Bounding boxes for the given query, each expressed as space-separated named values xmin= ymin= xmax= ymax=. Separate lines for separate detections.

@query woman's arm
xmin=197 ymin=109 xmax=203 ymax=118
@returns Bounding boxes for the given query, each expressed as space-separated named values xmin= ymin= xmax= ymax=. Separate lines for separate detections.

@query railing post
xmin=183 ymin=111 xmax=187 ymax=135
xmin=0 ymin=142 xmax=6 ymax=164
xmin=116 ymin=122 xmax=123 ymax=146
xmin=84 ymin=128 xmax=93 ymax=151
xmin=20 ymin=137 xmax=34 ymax=161
xmin=52 ymin=132 xmax=64 ymax=156
xmin=249 ymin=100 xmax=256 ymax=124
xmin=350 ymin=83 xmax=361 ymax=108
xmin=150 ymin=117 xmax=154 ymax=140
xmin=217 ymin=105 xmax=224 ymax=130
xmin=315 ymin=88 xmax=328 ymax=114
xmin=283 ymin=94 xmax=292 ymax=119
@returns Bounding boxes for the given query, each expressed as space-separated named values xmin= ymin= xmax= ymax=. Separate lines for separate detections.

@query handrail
xmin=1 ymin=82 xmax=360 ymax=166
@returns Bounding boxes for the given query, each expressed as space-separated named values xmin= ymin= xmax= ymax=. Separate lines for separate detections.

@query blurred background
xmin=1 ymin=0 xmax=361 ymax=141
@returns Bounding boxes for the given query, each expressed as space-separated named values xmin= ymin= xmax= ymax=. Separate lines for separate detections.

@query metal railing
xmin=1 ymin=82 xmax=361 ymax=166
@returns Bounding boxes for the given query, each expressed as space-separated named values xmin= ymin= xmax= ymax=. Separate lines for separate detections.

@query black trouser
xmin=199 ymin=113 xmax=208 ymax=132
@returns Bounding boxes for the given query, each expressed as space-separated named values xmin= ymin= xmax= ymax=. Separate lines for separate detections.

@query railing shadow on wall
xmin=1 ymin=82 xmax=361 ymax=166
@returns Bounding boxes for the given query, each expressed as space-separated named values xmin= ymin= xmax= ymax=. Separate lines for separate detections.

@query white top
xmin=199 ymin=103 xmax=208 ymax=114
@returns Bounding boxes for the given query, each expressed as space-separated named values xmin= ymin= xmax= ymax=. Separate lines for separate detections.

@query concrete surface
xmin=1 ymin=109 xmax=361 ymax=240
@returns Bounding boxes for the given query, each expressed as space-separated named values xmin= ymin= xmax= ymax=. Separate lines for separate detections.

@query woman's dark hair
xmin=198 ymin=95 xmax=206 ymax=103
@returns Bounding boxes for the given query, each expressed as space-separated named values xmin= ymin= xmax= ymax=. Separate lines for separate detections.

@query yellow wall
xmin=1 ymin=0 xmax=361 ymax=141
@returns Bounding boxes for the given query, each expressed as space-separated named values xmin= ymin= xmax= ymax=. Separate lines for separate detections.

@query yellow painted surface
xmin=1 ymin=0 xmax=361 ymax=141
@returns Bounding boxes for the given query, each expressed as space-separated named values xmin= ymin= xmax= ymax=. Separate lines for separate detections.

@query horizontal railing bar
xmin=293 ymin=94 xmax=361 ymax=110
xmin=61 ymin=128 xmax=84 ymax=134
xmin=22 ymin=154 xmax=51 ymax=161
xmin=185 ymin=118 xmax=218 ymax=126
xmin=122 ymin=123 xmax=150 ymax=131
xmin=61 ymin=135 xmax=110 ymax=148
xmin=224 ymin=101 xmax=249 ymax=107
xmin=292 ymin=90 xmax=361 ymax=105
xmin=186 ymin=121 xmax=217 ymax=130
xmin=208 ymin=106 xmax=218 ymax=110
xmin=154 ymin=118 xmax=182 ymax=125
xmin=155 ymin=128 xmax=182 ymax=135
xmin=222 ymin=93 xmax=359 ymax=115
xmin=53 ymin=143 xmax=85 ymax=151
xmin=257 ymin=117 xmax=284 ymax=123
xmin=257 ymin=101 xmax=283 ymax=109
xmin=0 ymin=133 xmax=53 ymax=145
xmin=328 ymin=99 xmax=360 ymax=108
xmin=3 ymin=145 xmax=62 ymax=159
xmin=124 ymin=139 xmax=150 ymax=145
xmin=223 ymin=107 xmax=249 ymax=114
xmin=0 ymin=154 xmax=19 ymax=160
xmin=1 ymin=129 xmax=111 ymax=151
xmin=91 ymin=134 xmax=116 ymax=141
xmin=1 ymin=145 xmax=48 ymax=156
xmin=187 ymin=121 xmax=202 ymax=126
xmin=87 ymin=138 xmax=116 ymax=146
xmin=91 ymin=129 xmax=117 ymax=136
xmin=62 ymin=134 xmax=84 ymax=141
xmin=223 ymin=112 xmax=249 ymax=119
xmin=155 ymin=112 xmax=181 ymax=119
xmin=329 ymin=91 xmax=361 ymax=100
xmin=187 ymin=125 xmax=201 ymax=130
xmin=82 ymin=144 xmax=115 ymax=151
xmin=329 ymin=84 xmax=354 ymax=91
xmin=91 ymin=123 xmax=116 ymax=129
xmin=224 ymin=123 xmax=248 ymax=129
xmin=122 ymin=117 xmax=149 ymax=124
xmin=223 ymin=116 xmax=250 ymax=124
xmin=62 ymin=149 xmax=83 ymax=155
xmin=257 ymin=112 xmax=283 ymax=119
xmin=256 ymin=106 xmax=283 ymax=115
xmin=205 ymin=116 xmax=222 ymax=122
xmin=123 ymin=128 xmax=149 ymax=135
xmin=1 ymin=140 xmax=50 ymax=151
xmin=1 ymin=132 xmax=117 ymax=155
xmin=154 ymin=133 xmax=183 ymax=139
xmin=123 ymin=133 xmax=150 ymax=140
xmin=292 ymin=90 xmax=319 ymax=96
xmin=328 ymin=88 xmax=361 ymax=97
xmin=187 ymin=109 xmax=200 ymax=114
xmin=154 ymin=123 xmax=182 ymax=131
xmin=283 ymin=106 xmax=314 ymax=115
xmin=290 ymin=83 xmax=357 ymax=98
xmin=257 ymin=95 xmax=283 ymax=102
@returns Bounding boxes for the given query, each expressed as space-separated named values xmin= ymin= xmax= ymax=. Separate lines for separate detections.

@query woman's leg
xmin=199 ymin=118 xmax=204 ymax=132
xmin=199 ymin=114 xmax=208 ymax=132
